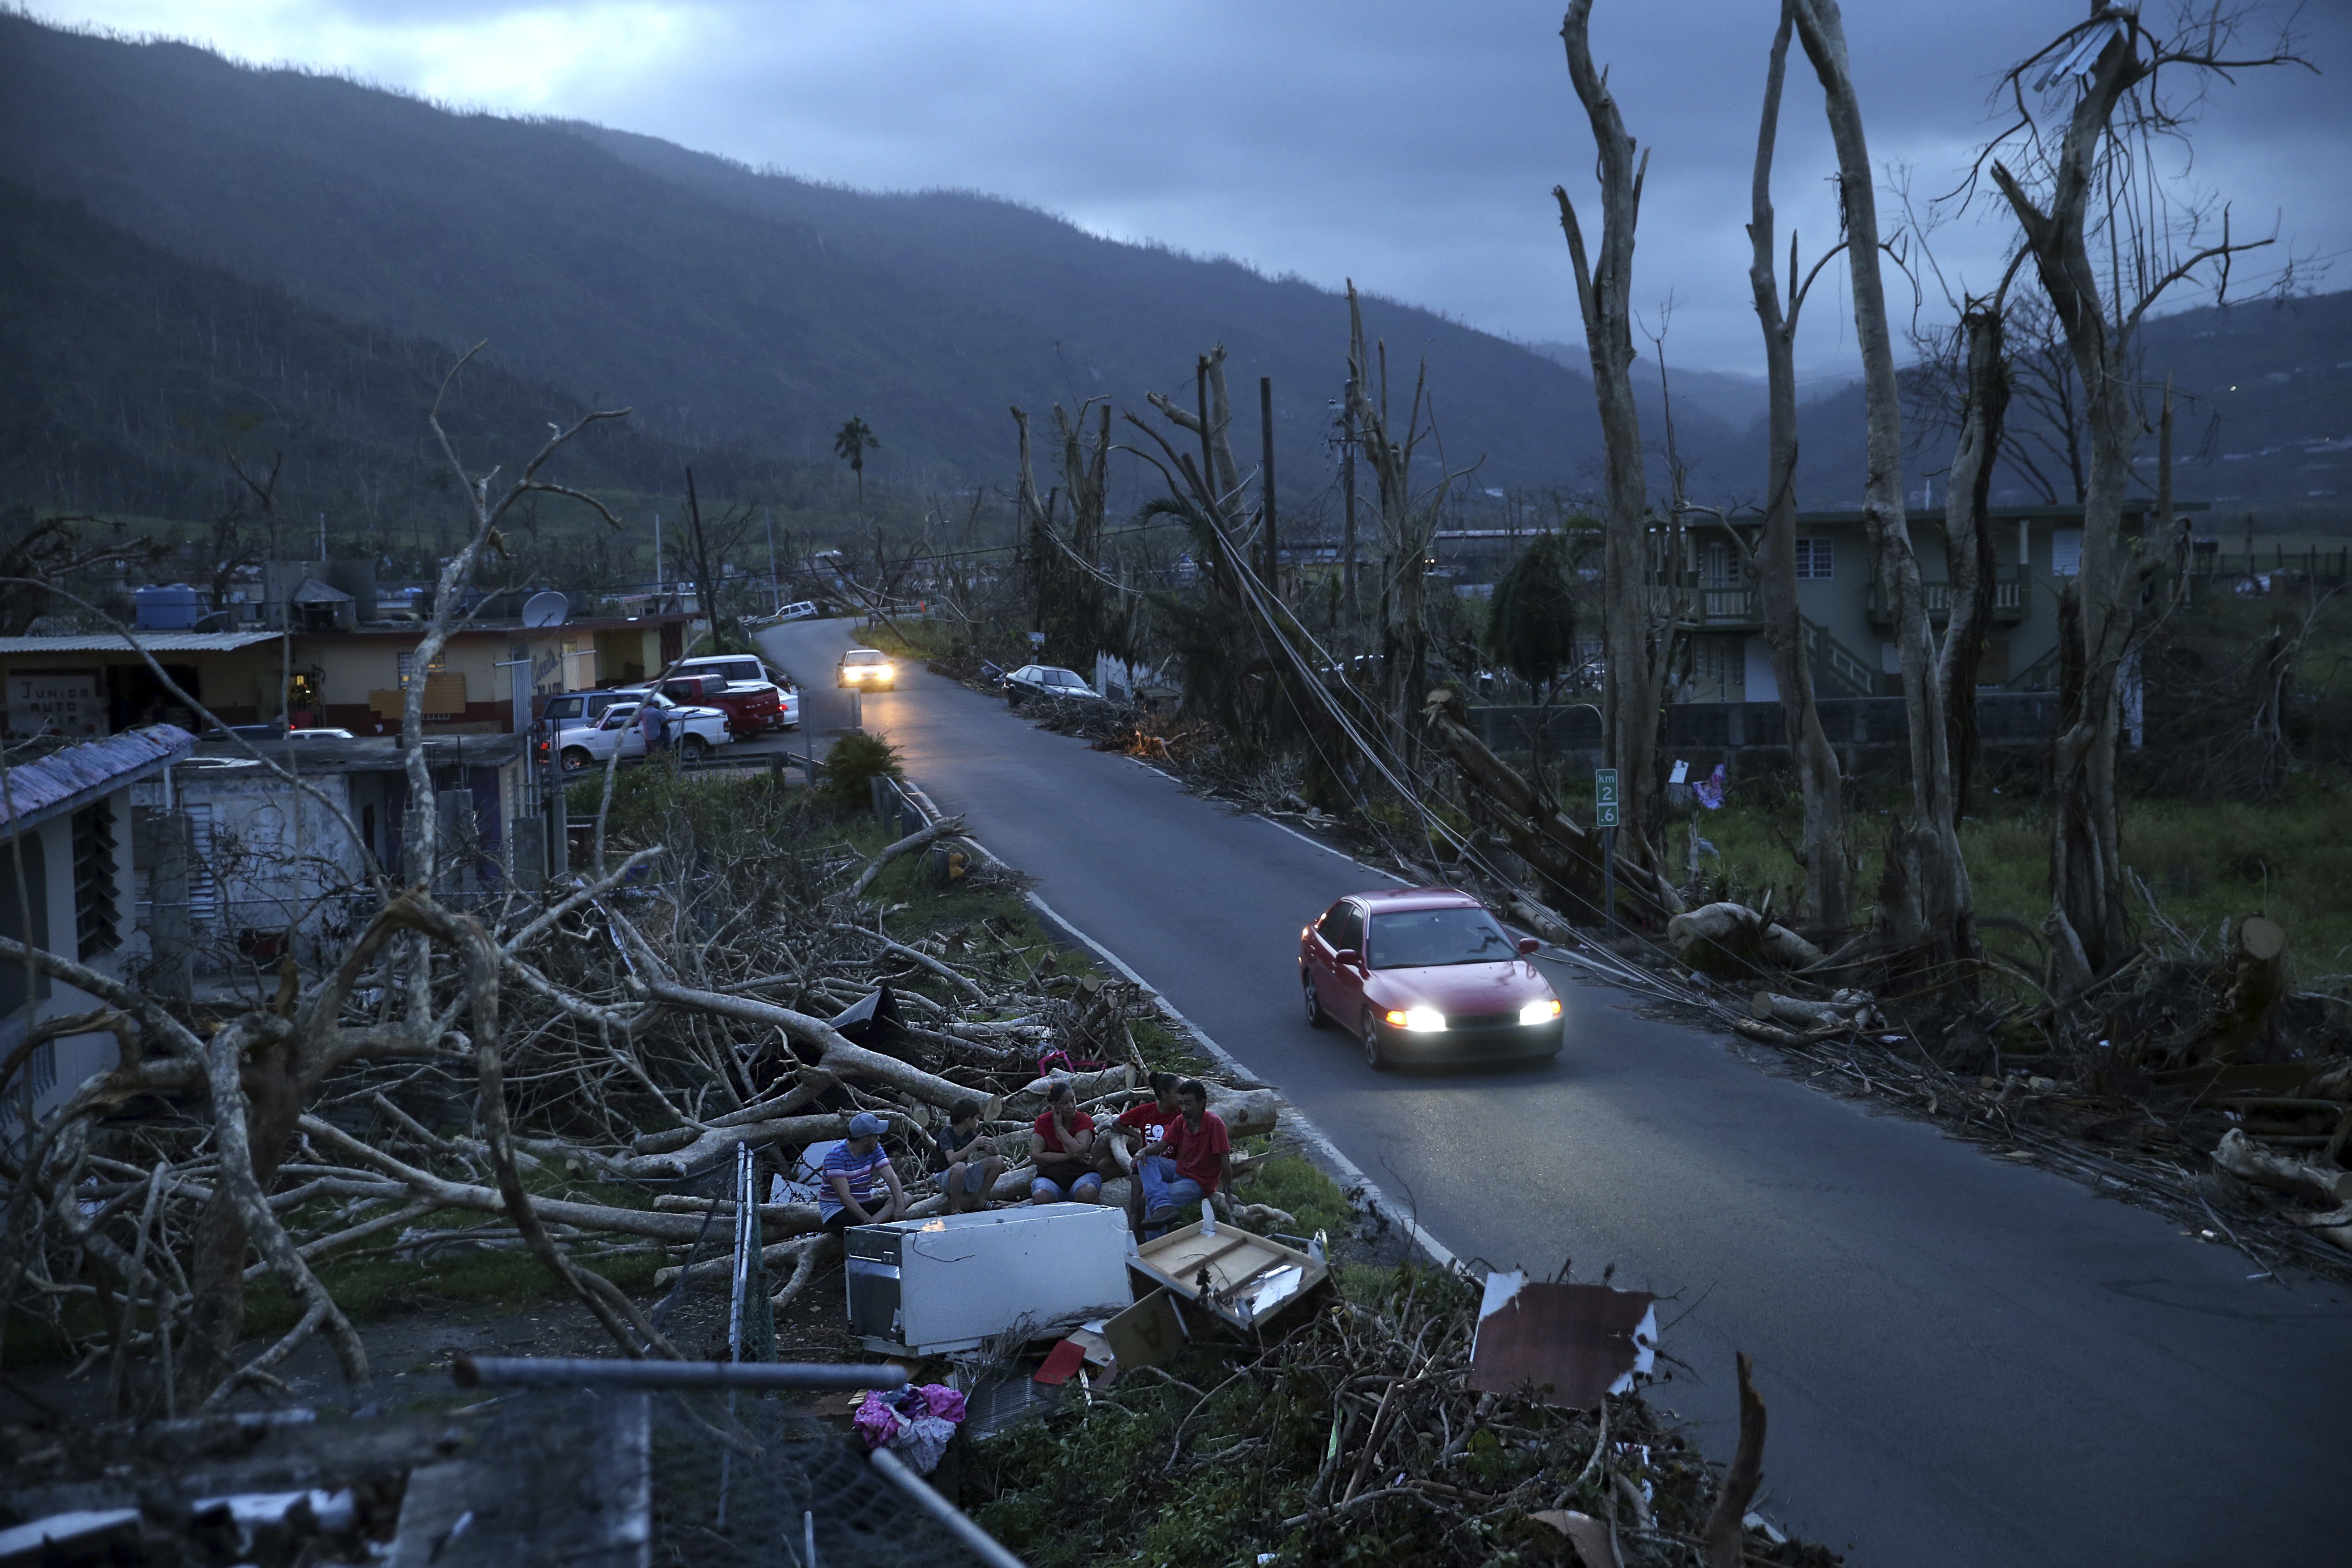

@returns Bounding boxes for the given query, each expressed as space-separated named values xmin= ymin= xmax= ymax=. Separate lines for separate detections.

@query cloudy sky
xmin=29 ymin=0 xmax=2350 ymax=382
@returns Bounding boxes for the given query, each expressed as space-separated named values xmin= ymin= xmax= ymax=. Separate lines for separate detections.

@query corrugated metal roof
xmin=0 ymin=632 xmax=283 ymax=654
xmin=0 ymin=725 xmax=195 ymax=833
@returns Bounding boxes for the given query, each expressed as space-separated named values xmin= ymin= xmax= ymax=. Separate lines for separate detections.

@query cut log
xmin=2186 ymin=916 xmax=2288 ymax=1065
xmin=1670 ymin=903 xmax=1827 ymax=978
xmin=2286 ymin=1205 xmax=2352 ymax=1255
xmin=1009 ymin=1064 xmax=1134 ymax=1107
xmin=1205 ymin=1085 xmax=1280 ymax=1139
xmin=2210 ymin=1128 xmax=2352 ymax=1204
xmin=615 ymin=1112 xmax=904 ymax=1181
xmin=1750 ymin=991 xmax=1868 ymax=1030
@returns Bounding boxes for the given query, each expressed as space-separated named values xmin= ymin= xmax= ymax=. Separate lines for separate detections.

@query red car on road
xmin=1300 ymin=888 xmax=1563 ymax=1069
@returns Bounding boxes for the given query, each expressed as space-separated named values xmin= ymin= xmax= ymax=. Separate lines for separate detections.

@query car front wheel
xmin=1302 ymin=970 xmax=1326 ymax=1028
xmin=559 ymin=747 xmax=592 ymax=772
xmin=1362 ymin=1010 xmax=1390 ymax=1071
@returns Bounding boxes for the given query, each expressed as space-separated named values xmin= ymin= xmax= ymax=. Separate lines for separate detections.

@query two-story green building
xmin=1674 ymin=502 xmax=2199 ymax=703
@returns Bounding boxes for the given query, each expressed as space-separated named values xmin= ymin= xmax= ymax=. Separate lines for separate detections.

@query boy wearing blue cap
xmin=821 ymin=1110 xmax=906 ymax=1231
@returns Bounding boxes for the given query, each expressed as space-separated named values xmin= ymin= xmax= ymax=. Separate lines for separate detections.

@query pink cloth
xmin=854 ymin=1383 xmax=968 ymax=1474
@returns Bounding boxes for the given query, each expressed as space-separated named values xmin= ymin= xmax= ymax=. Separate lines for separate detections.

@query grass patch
xmin=1235 ymin=1153 xmax=1354 ymax=1242
xmin=1690 ymin=769 xmax=2352 ymax=980
xmin=860 ymin=617 xmax=965 ymax=664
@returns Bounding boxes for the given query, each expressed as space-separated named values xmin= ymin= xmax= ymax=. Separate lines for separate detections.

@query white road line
xmin=1249 ymin=813 xmax=1411 ymax=884
xmin=1024 ymin=887 xmax=1460 ymax=1273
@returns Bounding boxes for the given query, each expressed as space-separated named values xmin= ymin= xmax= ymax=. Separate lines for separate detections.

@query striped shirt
xmin=819 ymin=1140 xmax=892 ymax=1219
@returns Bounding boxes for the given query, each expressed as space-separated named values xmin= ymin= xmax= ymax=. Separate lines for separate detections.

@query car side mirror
xmin=1333 ymin=948 xmax=1363 ymax=970
xmin=1517 ymin=936 xmax=1542 ymax=957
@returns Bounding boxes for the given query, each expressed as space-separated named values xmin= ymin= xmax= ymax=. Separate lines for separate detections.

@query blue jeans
xmin=1031 ymin=1171 xmax=1102 ymax=1203
xmin=1139 ymin=1155 xmax=1205 ymax=1232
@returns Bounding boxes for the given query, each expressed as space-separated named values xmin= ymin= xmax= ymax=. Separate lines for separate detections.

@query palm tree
xmin=833 ymin=416 xmax=879 ymax=520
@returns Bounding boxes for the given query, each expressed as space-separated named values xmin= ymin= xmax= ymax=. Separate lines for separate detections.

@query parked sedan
xmin=1003 ymin=664 xmax=1101 ymax=702
xmin=1299 ymin=888 xmax=1562 ymax=1069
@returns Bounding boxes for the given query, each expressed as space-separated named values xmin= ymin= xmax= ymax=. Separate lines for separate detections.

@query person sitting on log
xmin=1097 ymin=1071 xmax=1183 ymax=1180
xmin=1139 ymin=1079 xmax=1229 ymax=1237
xmin=934 ymin=1097 xmax=1003 ymax=1214
xmin=821 ymin=1111 xmax=907 ymax=1231
xmin=1030 ymin=1080 xmax=1104 ymax=1204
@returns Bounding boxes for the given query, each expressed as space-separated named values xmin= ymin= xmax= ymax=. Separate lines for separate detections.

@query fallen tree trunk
xmin=647 ymin=980 xmax=978 ymax=1110
xmin=302 ymin=1116 xmax=823 ymax=1243
xmin=1423 ymin=687 xmax=1682 ymax=928
xmin=2211 ymin=1128 xmax=2352 ymax=1204
xmin=1750 ymin=990 xmax=1871 ymax=1031
xmin=1669 ymin=902 xmax=1827 ymax=977
xmin=850 ymin=814 xmax=965 ymax=899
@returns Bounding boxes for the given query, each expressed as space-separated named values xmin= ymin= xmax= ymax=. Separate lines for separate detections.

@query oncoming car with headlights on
xmin=1299 ymin=889 xmax=1562 ymax=1069
xmin=836 ymin=647 xmax=896 ymax=690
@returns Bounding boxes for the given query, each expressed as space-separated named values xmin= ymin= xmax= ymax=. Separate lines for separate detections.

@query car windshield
xmin=844 ymin=650 xmax=886 ymax=665
xmin=1368 ymin=908 xmax=1514 ymax=969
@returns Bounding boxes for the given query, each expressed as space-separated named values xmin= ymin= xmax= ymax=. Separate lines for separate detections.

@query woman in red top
xmin=1030 ymin=1080 xmax=1104 ymax=1203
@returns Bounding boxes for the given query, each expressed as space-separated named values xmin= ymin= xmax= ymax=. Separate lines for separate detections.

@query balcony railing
xmin=1699 ymin=588 xmax=1759 ymax=623
xmin=1872 ymin=572 xmax=2024 ymax=625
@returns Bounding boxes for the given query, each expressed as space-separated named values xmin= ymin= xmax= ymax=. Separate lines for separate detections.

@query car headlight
xmin=1382 ymin=1006 xmax=1447 ymax=1033
xmin=1519 ymin=998 xmax=1563 ymax=1027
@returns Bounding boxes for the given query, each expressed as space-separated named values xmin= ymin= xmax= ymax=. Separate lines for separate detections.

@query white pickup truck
xmin=550 ymin=694 xmax=731 ymax=770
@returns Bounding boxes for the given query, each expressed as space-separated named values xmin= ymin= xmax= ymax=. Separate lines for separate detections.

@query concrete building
xmin=159 ymin=733 xmax=535 ymax=977
xmin=0 ymin=610 xmax=700 ymax=740
xmin=0 ymin=725 xmax=193 ymax=1123
xmin=1666 ymin=502 xmax=2200 ymax=704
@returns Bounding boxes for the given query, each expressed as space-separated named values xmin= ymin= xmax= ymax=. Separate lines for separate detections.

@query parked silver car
xmin=1003 ymin=664 xmax=1100 ymax=702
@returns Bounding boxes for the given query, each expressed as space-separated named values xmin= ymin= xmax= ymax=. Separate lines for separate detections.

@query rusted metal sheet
xmin=1467 ymin=1272 xmax=1657 ymax=1409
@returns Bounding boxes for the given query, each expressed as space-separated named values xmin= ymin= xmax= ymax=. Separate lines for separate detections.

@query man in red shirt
xmin=1098 ymin=1071 xmax=1183 ymax=1180
xmin=1139 ymin=1078 xmax=1229 ymax=1235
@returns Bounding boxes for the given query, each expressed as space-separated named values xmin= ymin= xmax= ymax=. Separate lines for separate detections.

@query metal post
xmin=766 ymin=505 xmax=780 ymax=614
xmin=1602 ymin=827 xmax=1617 ymax=942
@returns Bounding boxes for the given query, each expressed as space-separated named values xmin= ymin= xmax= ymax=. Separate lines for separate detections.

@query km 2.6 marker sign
xmin=1594 ymin=768 xmax=1620 ymax=828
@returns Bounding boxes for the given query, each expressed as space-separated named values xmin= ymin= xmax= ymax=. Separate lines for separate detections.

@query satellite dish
xmin=521 ymin=590 xmax=569 ymax=628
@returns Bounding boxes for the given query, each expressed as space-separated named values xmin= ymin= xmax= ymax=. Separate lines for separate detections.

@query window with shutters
xmin=1793 ymin=538 xmax=1835 ymax=579
xmin=72 ymin=802 xmax=118 ymax=958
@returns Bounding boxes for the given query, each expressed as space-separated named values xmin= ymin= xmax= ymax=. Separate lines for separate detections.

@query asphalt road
xmin=760 ymin=621 xmax=2352 ymax=1567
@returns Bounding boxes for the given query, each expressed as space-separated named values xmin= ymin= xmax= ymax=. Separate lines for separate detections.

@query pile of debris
xmin=970 ymin=1260 xmax=1838 ymax=1568
xmin=0 ymin=764 xmax=1283 ymax=1420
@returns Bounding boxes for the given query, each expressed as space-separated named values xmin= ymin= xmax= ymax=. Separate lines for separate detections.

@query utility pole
xmin=765 ymin=506 xmax=779 ymax=613
xmin=653 ymin=511 xmax=664 ymax=605
xmin=1260 ymin=376 xmax=1278 ymax=593
xmin=1341 ymin=377 xmax=1359 ymax=629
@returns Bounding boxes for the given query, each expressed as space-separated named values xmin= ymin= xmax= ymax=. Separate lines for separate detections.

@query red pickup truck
xmin=647 ymin=673 xmax=779 ymax=740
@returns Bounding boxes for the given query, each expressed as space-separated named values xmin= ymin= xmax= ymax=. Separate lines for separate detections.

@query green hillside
xmin=0 ymin=13 xmax=1730 ymax=502
xmin=0 ymin=178 xmax=867 ymax=564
